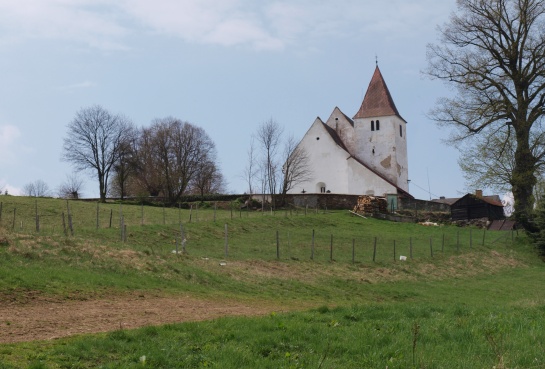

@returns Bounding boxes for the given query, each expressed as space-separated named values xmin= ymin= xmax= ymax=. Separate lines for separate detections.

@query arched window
xmin=371 ymin=120 xmax=375 ymax=131
xmin=400 ymin=125 xmax=403 ymax=137
xmin=376 ymin=120 xmax=380 ymax=131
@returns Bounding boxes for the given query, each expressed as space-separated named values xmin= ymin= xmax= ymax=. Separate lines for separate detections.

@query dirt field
xmin=0 ymin=293 xmax=281 ymax=344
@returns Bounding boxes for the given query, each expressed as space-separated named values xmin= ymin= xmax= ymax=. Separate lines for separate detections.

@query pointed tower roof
xmin=353 ymin=66 xmax=406 ymax=122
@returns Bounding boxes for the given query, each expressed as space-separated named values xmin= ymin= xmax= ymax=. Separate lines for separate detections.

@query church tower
xmin=353 ymin=66 xmax=409 ymax=192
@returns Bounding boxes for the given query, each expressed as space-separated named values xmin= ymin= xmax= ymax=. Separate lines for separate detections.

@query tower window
xmin=371 ymin=120 xmax=375 ymax=131
xmin=376 ymin=120 xmax=380 ymax=131
xmin=400 ymin=125 xmax=403 ymax=137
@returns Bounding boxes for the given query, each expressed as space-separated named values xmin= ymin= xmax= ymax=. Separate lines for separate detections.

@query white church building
xmin=288 ymin=66 xmax=412 ymax=199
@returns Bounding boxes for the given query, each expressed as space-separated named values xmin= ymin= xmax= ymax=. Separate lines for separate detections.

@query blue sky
xmin=0 ymin=0 xmax=466 ymax=200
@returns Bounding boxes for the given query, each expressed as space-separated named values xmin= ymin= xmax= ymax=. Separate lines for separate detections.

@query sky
xmin=0 ymin=0 xmax=468 ymax=200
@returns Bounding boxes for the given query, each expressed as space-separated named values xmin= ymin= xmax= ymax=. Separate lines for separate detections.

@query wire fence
xmin=0 ymin=198 xmax=519 ymax=264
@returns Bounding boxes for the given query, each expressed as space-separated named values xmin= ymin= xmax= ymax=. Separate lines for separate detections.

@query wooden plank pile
xmin=353 ymin=195 xmax=388 ymax=214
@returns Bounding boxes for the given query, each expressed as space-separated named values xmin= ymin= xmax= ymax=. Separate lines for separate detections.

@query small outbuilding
xmin=450 ymin=190 xmax=505 ymax=221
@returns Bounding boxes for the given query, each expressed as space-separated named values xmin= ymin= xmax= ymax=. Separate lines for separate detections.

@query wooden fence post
xmin=352 ymin=239 xmax=355 ymax=264
xmin=373 ymin=237 xmax=377 ymax=262
xmin=12 ymin=208 xmax=16 ymax=230
xmin=482 ymin=229 xmax=486 ymax=246
xmin=311 ymin=229 xmax=315 ymax=260
xmin=109 ymin=209 xmax=113 ymax=228
xmin=276 ymin=230 xmax=280 ymax=260
xmin=180 ymin=223 xmax=186 ymax=254
xmin=224 ymin=224 xmax=228 ymax=258
xmin=330 ymin=234 xmax=333 ymax=262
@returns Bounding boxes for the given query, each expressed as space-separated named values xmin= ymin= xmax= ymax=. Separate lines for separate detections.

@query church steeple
xmin=353 ymin=66 xmax=405 ymax=122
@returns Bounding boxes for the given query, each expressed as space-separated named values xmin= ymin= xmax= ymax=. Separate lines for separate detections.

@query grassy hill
xmin=0 ymin=196 xmax=544 ymax=368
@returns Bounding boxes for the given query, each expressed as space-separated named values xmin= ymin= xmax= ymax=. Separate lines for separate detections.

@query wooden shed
xmin=451 ymin=192 xmax=505 ymax=221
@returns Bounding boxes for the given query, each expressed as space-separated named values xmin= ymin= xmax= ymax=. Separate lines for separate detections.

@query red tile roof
xmin=353 ymin=66 xmax=405 ymax=122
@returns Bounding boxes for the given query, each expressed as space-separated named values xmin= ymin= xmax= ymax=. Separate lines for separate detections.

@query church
xmin=287 ymin=66 xmax=412 ymax=199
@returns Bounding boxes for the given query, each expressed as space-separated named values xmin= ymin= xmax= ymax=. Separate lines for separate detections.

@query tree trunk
xmin=513 ymin=127 xmax=538 ymax=232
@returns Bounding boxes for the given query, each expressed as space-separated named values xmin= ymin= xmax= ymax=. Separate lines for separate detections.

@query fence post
xmin=35 ymin=200 xmax=39 ymax=233
xmin=330 ymin=234 xmax=333 ymax=262
xmin=120 ymin=216 xmax=124 ymax=241
xmin=12 ymin=208 xmax=16 ymax=230
xmin=482 ymin=229 xmax=486 ymax=246
xmin=276 ymin=230 xmax=280 ymax=260
xmin=224 ymin=224 xmax=228 ymax=258
xmin=373 ymin=237 xmax=377 ymax=262
xmin=109 ymin=209 xmax=113 ymax=228
xmin=189 ymin=205 xmax=193 ymax=222
xmin=180 ymin=223 xmax=186 ymax=254
xmin=311 ymin=229 xmax=315 ymax=260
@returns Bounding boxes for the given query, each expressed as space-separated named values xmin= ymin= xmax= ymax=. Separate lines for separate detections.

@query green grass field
xmin=0 ymin=196 xmax=543 ymax=368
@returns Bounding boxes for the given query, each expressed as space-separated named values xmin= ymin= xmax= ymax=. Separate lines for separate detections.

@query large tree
xmin=62 ymin=105 xmax=132 ymax=202
xmin=133 ymin=118 xmax=218 ymax=205
xmin=426 ymin=0 xmax=545 ymax=230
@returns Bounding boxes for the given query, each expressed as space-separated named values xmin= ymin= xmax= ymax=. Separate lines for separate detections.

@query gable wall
xmin=287 ymin=120 xmax=350 ymax=194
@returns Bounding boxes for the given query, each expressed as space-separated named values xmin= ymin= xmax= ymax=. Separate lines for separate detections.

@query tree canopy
xmin=426 ymin=0 xmax=545 ymax=230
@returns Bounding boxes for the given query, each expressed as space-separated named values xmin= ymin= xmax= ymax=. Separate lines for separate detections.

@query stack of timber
xmin=352 ymin=195 xmax=388 ymax=215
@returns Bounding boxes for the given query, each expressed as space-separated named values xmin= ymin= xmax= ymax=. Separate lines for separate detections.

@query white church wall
xmin=353 ymin=115 xmax=407 ymax=189
xmin=346 ymin=158 xmax=397 ymax=196
xmin=287 ymin=119 xmax=350 ymax=194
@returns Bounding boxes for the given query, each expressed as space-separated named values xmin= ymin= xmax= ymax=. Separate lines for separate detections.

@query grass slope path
xmin=0 ymin=293 xmax=278 ymax=344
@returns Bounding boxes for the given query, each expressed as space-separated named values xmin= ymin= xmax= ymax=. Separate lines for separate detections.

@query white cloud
xmin=0 ymin=0 xmax=129 ymax=50
xmin=0 ymin=124 xmax=21 ymax=164
xmin=0 ymin=0 xmax=453 ymax=51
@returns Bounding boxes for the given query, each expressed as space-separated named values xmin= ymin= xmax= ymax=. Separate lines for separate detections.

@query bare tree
xmin=132 ymin=118 xmax=218 ymax=205
xmin=190 ymin=159 xmax=226 ymax=198
xmin=57 ymin=174 xmax=84 ymax=199
xmin=426 ymin=0 xmax=545 ymax=230
xmin=256 ymin=119 xmax=283 ymax=207
xmin=131 ymin=126 xmax=164 ymax=197
xmin=279 ymin=135 xmax=313 ymax=203
xmin=62 ymin=105 xmax=132 ymax=202
xmin=110 ymin=125 xmax=138 ymax=200
xmin=241 ymin=137 xmax=258 ymax=195
xmin=23 ymin=179 xmax=50 ymax=197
